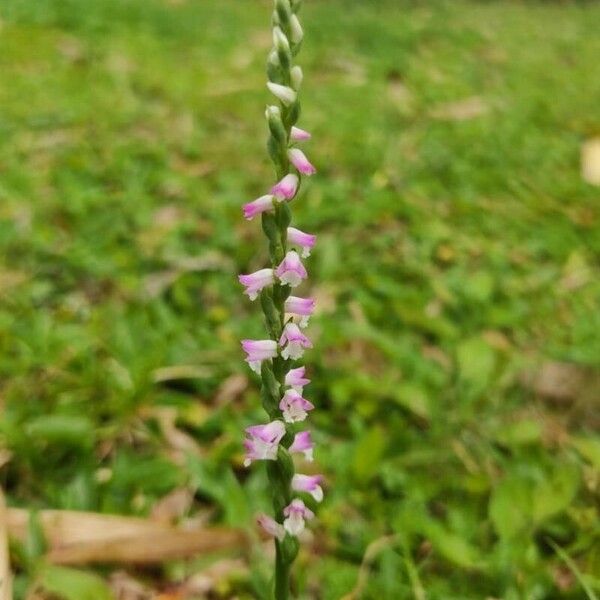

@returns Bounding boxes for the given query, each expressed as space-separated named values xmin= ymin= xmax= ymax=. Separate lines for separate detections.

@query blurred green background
xmin=0 ymin=0 xmax=599 ymax=598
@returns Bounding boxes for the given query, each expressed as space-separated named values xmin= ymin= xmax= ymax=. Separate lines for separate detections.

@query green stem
xmin=275 ymin=542 xmax=291 ymax=600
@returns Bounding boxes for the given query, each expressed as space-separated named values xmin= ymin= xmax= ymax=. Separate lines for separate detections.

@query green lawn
xmin=0 ymin=0 xmax=599 ymax=598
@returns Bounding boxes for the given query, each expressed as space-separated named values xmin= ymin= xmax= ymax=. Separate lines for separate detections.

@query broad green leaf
xmin=571 ymin=436 xmax=600 ymax=470
xmin=26 ymin=415 xmax=94 ymax=446
xmin=495 ymin=420 xmax=542 ymax=448
xmin=456 ymin=337 xmax=496 ymax=388
xmin=532 ymin=463 xmax=580 ymax=523
xmin=352 ymin=427 xmax=387 ymax=484
xmin=423 ymin=521 xmax=481 ymax=569
xmin=393 ymin=382 xmax=431 ymax=420
xmin=489 ymin=474 xmax=532 ymax=539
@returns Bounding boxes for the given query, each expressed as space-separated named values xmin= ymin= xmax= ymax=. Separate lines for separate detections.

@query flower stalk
xmin=239 ymin=0 xmax=322 ymax=597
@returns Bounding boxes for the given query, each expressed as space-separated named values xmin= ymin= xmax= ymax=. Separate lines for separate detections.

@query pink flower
xmin=285 ymin=366 xmax=310 ymax=392
xmin=243 ymin=420 xmax=286 ymax=466
xmin=287 ymin=226 xmax=316 ymax=258
xmin=239 ymin=269 xmax=275 ymax=301
xmin=289 ymin=431 xmax=314 ymax=461
xmin=288 ymin=148 xmax=316 ymax=176
xmin=292 ymin=474 xmax=324 ymax=502
xmin=284 ymin=296 xmax=315 ymax=328
xmin=271 ymin=174 xmax=299 ymax=201
xmin=283 ymin=499 xmax=314 ymax=536
xmin=241 ymin=339 xmax=278 ymax=373
xmin=279 ymin=389 xmax=314 ymax=423
xmin=257 ymin=513 xmax=285 ymax=541
xmin=279 ymin=322 xmax=312 ymax=360
xmin=275 ymin=251 xmax=307 ymax=287
xmin=291 ymin=126 xmax=311 ymax=142
xmin=243 ymin=195 xmax=275 ymax=220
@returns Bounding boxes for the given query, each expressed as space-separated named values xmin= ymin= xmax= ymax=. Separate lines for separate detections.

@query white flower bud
xmin=265 ymin=105 xmax=281 ymax=120
xmin=272 ymin=26 xmax=290 ymax=53
xmin=291 ymin=66 xmax=303 ymax=91
xmin=289 ymin=14 xmax=303 ymax=44
xmin=267 ymin=82 xmax=297 ymax=106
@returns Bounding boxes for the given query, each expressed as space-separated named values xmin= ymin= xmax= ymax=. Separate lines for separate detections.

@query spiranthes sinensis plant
xmin=238 ymin=0 xmax=322 ymax=597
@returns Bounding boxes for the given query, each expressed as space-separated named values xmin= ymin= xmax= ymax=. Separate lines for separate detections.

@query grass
xmin=0 ymin=0 xmax=599 ymax=597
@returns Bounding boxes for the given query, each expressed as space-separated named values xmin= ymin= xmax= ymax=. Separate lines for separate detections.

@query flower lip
xmin=283 ymin=498 xmax=315 ymax=536
xmin=279 ymin=389 xmax=314 ymax=423
xmin=275 ymin=250 xmax=307 ymax=288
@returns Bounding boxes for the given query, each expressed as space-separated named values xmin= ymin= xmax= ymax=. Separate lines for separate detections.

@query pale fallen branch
xmin=7 ymin=508 xmax=246 ymax=565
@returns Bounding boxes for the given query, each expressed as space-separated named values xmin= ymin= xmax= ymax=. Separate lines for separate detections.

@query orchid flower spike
xmin=292 ymin=474 xmax=324 ymax=502
xmin=241 ymin=339 xmax=278 ymax=373
xmin=243 ymin=420 xmax=286 ymax=466
xmin=239 ymin=0 xmax=322 ymax=586
xmin=279 ymin=389 xmax=314 ymax=423
xmin=275 ymin=250 xmax=307 ymax=287
xmin=287 ymin=226 xmax=316 ymax=257
xmin=288 ymin=148 xmax=316 ymax=176
xmin=285 ymin=366 xmax=311 ymax=393
xmin=279 ymin=322 xmax=313 ymax=360
xmin=239 ymin=269 xmax=275 ymax=300
xmin=283 ymin=499 xmax=314 ymax=536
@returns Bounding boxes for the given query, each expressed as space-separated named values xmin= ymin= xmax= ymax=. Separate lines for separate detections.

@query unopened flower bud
xmin=265 ymin=105 xmax=286 ymax=145
xmin=267 ymin=82 xmax=297 ymax=106
xmin=291 ymin=66 xmax=303 ymax=91
xmin=289 ymin=14 xmax=303 ymax=44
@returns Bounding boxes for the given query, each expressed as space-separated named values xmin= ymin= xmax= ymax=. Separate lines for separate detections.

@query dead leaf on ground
xmin=109 ymin=571 xmax=153 ymax=600
xmin=7 ymin=508 xmax=247 ymax=565
xmin=179 ymin=559 xmax=248 ymax=596
xmin=147 ymin=407 xmax=203 ymax=457
xmin=581 ymin=138 xmax=600 ymax=185
xmin=521 ymin=361 xmax=590 ymax=403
